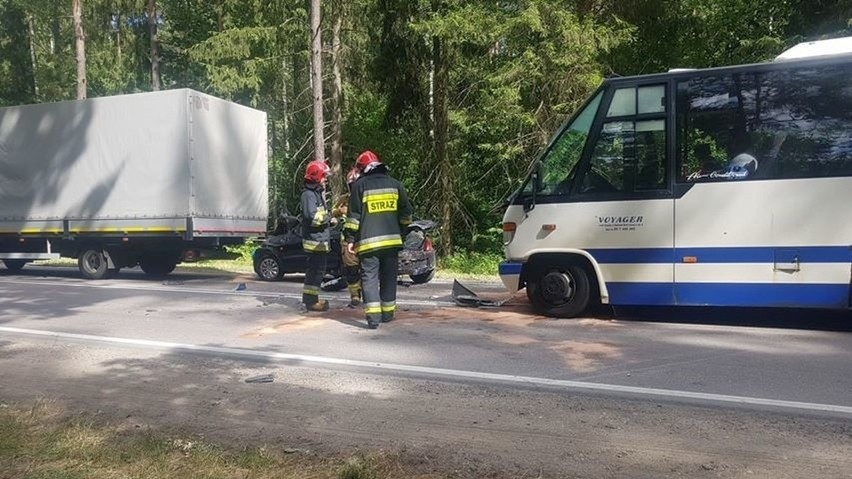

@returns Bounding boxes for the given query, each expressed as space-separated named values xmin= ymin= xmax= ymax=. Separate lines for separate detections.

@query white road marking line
xmin=2 ymin=325 xmax=851 ymax=416
xmin=0 ymin=278 xmax=452 ymax=308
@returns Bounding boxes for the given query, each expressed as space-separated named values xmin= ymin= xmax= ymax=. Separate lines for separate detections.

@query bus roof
xmin=774 ymin=36 xmax=852 ymax=61
xmin=604 ymin=38 xmax=852 ymax=85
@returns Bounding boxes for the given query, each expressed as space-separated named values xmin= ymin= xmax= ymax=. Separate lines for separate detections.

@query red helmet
xmin=304 ymin=160 xmax=330 ymax=183
xmin=355 ymin=150 xmax=382 ymax=173
xmin=346 ymin=166 xmax=361 ymax=185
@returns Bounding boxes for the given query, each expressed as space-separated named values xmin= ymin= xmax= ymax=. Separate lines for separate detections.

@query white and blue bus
xmin=500 ymin=38 xmax=852 ymax=318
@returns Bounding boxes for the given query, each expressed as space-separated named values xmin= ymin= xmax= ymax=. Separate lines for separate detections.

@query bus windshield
xmin=522 ymin=91 xmax=602 ymax=197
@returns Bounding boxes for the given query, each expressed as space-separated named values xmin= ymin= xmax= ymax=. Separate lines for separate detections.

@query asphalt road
xmin=2 ymin=264 xmax=852 ymax=477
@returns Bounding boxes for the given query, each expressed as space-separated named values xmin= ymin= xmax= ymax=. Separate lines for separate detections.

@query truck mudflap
xmin=451 ymin=280 xmax=512 ymax=308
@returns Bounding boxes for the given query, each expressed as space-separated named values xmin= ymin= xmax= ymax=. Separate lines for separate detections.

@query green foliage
xmin=4 ymin=0 xmax=852 ymax=257
xmin=224 ymin=240 xmax=256 ymax=263
xmin=440 ymin=249 xmax=504 ymax=276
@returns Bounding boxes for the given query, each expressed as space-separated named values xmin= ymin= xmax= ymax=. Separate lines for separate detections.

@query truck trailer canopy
xmin=0 ymin=89 xmax=268 ymax=236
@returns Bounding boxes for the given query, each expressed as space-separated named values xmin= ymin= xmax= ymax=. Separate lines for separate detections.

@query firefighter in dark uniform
xmin=344 ymin=151 xmax=412 ymax=329
xmin=301 ymin=159 xmax=334 ymax=312
xmin=332 ymin=166 xmax=363 ymax=307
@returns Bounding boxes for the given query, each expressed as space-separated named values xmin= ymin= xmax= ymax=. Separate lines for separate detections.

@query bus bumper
xmin=498 ymin=261 xmax=523 ymax=292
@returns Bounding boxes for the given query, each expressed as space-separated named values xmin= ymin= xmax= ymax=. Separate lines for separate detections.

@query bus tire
xmin=527 ymin=263 xmax=591 ymax=318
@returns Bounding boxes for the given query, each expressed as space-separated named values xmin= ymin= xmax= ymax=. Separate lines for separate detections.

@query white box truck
xmin=0 ymin=89 xmax=268 ymax=279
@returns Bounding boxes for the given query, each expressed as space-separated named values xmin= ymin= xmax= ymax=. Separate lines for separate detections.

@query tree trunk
xmin=433 ymin=33 xmax=452 ymax=255
xmin=72 ymin=0 xmax=87 ymax=100
xmin=329 ymin=0 xmax=344 ymax=197
xmin=27 ymin=13 xmax=39 ymax=99
xmin=281 ymin=60 xmax=291 ymax=158
xmin=50 ymin=1 xmax=60 ymax=55
xmin=310 ymin=0 xmax=325 ymax=162
xmin=216 ymin=0 xmax=224 ymax=31
xmin=147 ymin=0 xmax=161 ymax=91
xmin=115 ymin=12 xmax=122 ymax=60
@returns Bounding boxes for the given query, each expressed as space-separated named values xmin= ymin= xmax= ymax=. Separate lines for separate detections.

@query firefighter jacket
xmin=344 ymin=169 xmax=412 ymax=255
xmin=301 ymin=182 xmax=331 ymax=252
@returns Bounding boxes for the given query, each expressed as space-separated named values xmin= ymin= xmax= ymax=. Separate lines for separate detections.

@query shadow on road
xmin=610 ymin=305 xmax=852 ymax=332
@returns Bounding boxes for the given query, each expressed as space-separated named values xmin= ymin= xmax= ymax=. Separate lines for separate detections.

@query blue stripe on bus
xmin=606 ymin=282 xmax=850 ymax=308
xmin=586 ymin=246 xmax=851 ymax=264
xmin=499 ymin=262 xmax=522 ymax=276
xmin=586 ymin=248 xmax=674 ymax=264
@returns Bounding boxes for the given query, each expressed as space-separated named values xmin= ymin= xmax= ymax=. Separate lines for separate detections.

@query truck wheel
xmin=78 ymin=249 xmax=109 ymax=280
xmin=527 ymin=263 xmax=591 ymax=318
xmin=2 ymin=259 xmax=27 ymax=272
xmin=254 ymin=254 xmax=282 ymax=281
xmin=140 ymin=254 xmax=177 ymax=277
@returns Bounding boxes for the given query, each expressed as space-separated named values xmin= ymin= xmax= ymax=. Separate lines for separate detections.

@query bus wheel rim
xmin=541 ymin=270 xmax=575 ymax=305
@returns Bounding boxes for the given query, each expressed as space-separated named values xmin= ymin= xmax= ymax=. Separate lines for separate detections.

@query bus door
xmin=570 ymin=83 xmax=676 ymax=306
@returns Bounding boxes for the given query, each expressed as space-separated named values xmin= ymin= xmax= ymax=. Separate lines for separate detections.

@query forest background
xmin=1 ymin=0 xmax=851 ymax=267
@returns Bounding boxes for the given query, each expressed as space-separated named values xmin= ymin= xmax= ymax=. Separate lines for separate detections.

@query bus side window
xmin=579 ymin=84 xmax=668 ymax=196
xmin=580 ymin=118 xmax=667 ymax=195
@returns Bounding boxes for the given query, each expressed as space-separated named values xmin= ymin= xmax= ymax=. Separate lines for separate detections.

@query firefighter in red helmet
xmin=344 ymin=150 xmax=412 ymax=329
xmin=301 ymin=159 xmax=334 ymax=312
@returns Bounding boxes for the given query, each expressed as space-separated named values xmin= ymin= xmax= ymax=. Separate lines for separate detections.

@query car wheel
xmin=527 ymin=263 xmax=591 ymax=318
xmin=255 ymin=254 xmax=283 ymax=281
xmin=140 ymin=253 xmax=178 ymax=277
xmin=409 ymin=269 xmax=435 ymax=285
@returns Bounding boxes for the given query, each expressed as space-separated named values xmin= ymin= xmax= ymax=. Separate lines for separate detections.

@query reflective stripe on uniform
xmin=364 ymin=302 xmax=382 ymax=315
xmin=356 ymin=234 xmax=403 ymax=254
xmin=312 ymin=207 xmax=328 ymax=227
xmin=381 ymin=301 xmax=396 ymax=313
xmin=344 ymin=217 xmax=360 ymax=231
xmin=362 ymin=187 xmax=398 ymax=198
xmin=303 ymin=286 xmax=320 ymax=296
xmin=302 ymin=239 xmax=329 ymax=252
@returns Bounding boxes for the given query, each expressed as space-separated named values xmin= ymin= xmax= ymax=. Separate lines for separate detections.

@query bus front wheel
xmin=527 ymin=264 xmax=591 ymax=318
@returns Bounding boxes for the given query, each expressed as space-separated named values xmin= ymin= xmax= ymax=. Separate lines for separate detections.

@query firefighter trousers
xmin=360 ymin=250 xmax=398 ymax=325
xmin=302 ymin=252 xmax=328 ymax=305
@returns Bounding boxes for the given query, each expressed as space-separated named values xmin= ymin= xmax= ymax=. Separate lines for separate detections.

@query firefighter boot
xmin=305 ymin=299 xmax=329 ymax=312
xmin=348 ymin=283 xmax=362 ymax=307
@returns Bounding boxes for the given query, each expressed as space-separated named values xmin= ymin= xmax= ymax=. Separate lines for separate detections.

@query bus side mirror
xmin=523 ymin=171 xmax=538 ymax=213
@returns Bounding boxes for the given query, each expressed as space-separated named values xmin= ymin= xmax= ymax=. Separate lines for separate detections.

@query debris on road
xmin=235 ymin=282 xmax=247 ymax=291
xmin=244 ymin=373 xmax=274 ymax=384
xmin=452 ymin=280 xmax=511 ymax=308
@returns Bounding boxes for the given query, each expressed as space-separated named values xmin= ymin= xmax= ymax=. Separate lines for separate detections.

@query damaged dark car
xmin=252 ymin=214 xmax=437 ymax=287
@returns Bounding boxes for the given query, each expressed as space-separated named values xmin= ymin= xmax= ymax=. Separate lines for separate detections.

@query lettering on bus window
xmin=677 ymin=65 xmax=852 ymax=183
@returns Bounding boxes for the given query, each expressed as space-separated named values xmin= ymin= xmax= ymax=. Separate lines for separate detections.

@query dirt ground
xmin=1 ymin=337 xmax=852 ymax=479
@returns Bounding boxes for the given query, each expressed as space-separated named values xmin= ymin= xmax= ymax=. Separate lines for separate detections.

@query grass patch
xmin=33 ymin=258 xmax=254 ymax=275
xmin=0 ymin=401 xmax=446 ymax=479
xmin=438 ymin=250 xmax=503 ymax=277
xmin=31 ymin=247 xmax=502 ymax=282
